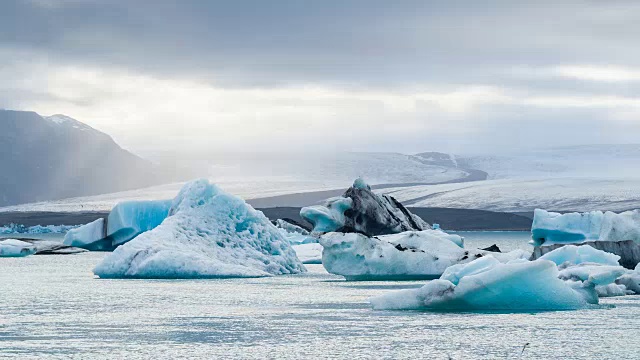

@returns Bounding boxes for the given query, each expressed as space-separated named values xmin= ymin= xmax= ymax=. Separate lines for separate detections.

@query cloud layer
xmin=1 ymin=0 xmax=639 ymax=154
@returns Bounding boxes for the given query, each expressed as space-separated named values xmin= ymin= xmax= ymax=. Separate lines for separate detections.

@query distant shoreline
xmin=0 ymin=206 xmax=532 ymax=232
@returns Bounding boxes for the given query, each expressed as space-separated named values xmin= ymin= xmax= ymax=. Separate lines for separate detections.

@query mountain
xmin=0 ymin=110 xmax=166 ymax=206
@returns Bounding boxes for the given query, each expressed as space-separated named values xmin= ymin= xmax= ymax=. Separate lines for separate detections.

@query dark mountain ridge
xmin=0 ymin=110 xmax=167 ymax=206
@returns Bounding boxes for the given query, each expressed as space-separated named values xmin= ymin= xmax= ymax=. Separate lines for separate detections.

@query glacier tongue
xmin=301 ymin=178 xmax=429 ymax=236
xmin=93 ymin=179 xmax=306 ymax=279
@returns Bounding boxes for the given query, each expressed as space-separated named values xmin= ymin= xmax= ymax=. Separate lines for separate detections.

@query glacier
xmin=319 ymin=230 xmax=528 ymax=280
xmin=301 ymin=178 xmax=429 ymax=236
xmin=94 ymin=179 xmax=306 ymax=279
xmin=0 ymin=239 xmax=37 ymax=257
xmin=107 ymin=200 xmax=172 ymax=246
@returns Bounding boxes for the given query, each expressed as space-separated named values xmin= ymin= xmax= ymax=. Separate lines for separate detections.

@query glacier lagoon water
xmin=1 ymin=232 xmax=639 ymax=359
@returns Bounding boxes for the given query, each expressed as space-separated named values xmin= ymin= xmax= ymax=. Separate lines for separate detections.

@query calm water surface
xmin=1 ymin=232 xmax=639 ymax=359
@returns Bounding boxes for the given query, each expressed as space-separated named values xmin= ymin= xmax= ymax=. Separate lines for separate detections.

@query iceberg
xmin=531 ymin=209 xmax=640 ymax=269
xmin=370 ymin=256 xmax=622 ymax=311
xmin=293 ymin=243 xmax=323 ymax=264
xmin=539 ymin=245 xmax=630 ymax=297
xmin=531 ymin=209 xmax=640 ymax=246
xmin=301 ymin=178 xmax=429 ymax=236
xmin=94 ymin=179 xmax=306 ymax=279
xmin=107 ymin=200 xmax=172 ymax=246
xmin=0 ymin=239 xmax=37 ymax=257
xmin=63 ymin=218 xmax=110 ymax=251
xmin=62 ymin=200 xmax=171 ymax=251
xmin=319 ymin=230 xmax=528 ymax=280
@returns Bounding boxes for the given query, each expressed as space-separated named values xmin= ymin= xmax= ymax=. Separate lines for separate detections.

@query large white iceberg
xmin=301 ymin=178 xmax=429 ymax=236
xmin=532 ymin=209 xmax=640 ymax=246
xmin=0 ymin=239 xmax=37 ymax=257
xmin=94 ymin=179 xmax=306 ymax=278
xmin=320 ymin=230 xmax=528 ymax=280
xmin=370 ymin=255 xmax=624 ymax=312
xmin=107 ymin=200 xmax=172 ymax=246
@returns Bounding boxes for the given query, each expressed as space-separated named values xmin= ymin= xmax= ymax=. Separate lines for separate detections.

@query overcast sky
xmin=1 ymin=0 xmax=640 ymax=156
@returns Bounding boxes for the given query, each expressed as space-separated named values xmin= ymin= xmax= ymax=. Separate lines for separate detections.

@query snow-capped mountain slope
xmin=458 ymin=145 xmax=640 ymax=180
xmin=380 ymin=177 xmax=640 ymax=213
xmin=0 ymin=110 xmax=164 ymax=206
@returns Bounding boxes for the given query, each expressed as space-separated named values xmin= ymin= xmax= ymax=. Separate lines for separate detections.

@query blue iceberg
xmin=107 ymin=200 xmax=172 ymax=246
xmin=370 ymin=246 xmax=627 ymax=311
xmin=94 ymin=179 xmax=306 ymax=278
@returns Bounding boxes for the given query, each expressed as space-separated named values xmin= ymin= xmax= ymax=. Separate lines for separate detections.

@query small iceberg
xmin=0 ymin=239 xmax=37 ymax=257
xmin=370 ymin=246 xmax=626 ymax=312
xmin=94 ymin=179 xmax=306 ymax=279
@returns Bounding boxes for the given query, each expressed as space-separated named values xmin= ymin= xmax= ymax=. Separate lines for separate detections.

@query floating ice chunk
xmin=532 ymin=209 xmax=640 ymax=246
xmin=63 ymin=218 xmax=109 ymax=250
xmin=301 ymin=179 xmax=429 ymax=236
xmin=28 ymin=240 xmax=88 ymax=255
xmin=293 ymin=243 xmax=323 ymax=264
xmin=557 ymin=264 xmax=626 ymax=285
xmin=94 ymin=179 xmax=305 ymax=279
xmin=274 ymin=219 xmax=316 ymax=245
xmin=319 ymin=230 xmax=523 ymax=280
xmin=107 ymin=200 xmax=172 ymax=246
xmin=0 ymin=223 xmax=79 ymax=234
xmin=0 ymin=239 xmax=37 ymax=257
xmin=596 ymin=283 xmax=629 ymax=297
xmin=616 ymin=272 xmax=640 ymax=294
xmin=273 ymin=219 xmax=309 ymax=236
xmin=539 ymin=245 xmax=620 ymax=266
xmin=370 ymin=258 xmax=617 ymax=311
